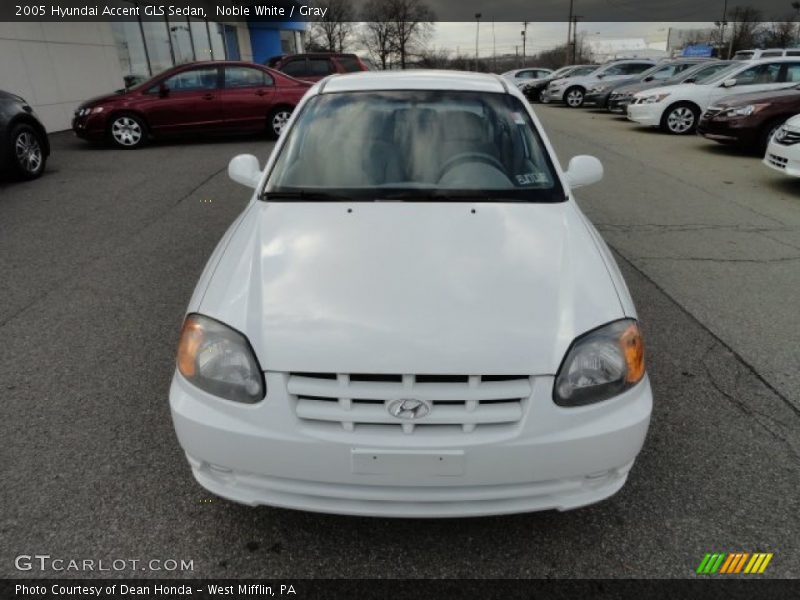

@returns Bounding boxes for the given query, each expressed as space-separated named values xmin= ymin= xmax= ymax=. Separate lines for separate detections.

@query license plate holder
xmin=351 ymin=449 xmax=465 ymax=476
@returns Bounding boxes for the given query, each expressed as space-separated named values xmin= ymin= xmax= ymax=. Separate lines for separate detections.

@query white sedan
xmin=764 ymin=113 xmax=800 ymax=176
xmin=628 ymin=57 xmax=800 ymax=134
xmin=169 ymin=71 xmax=652 ymax=517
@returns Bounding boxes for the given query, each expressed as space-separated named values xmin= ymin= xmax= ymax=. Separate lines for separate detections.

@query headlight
xmin=176 ymin=313 xmax=265 ymax=403
xmin=724 ymin=103 xmax=768 ymax=117
xmin=553 ymin=319 xmax=645 ymax=407
xmin=589 ymin=85 xmax=608 ymax=94
xmin=641 ymin=93 xmax=670 ymax=104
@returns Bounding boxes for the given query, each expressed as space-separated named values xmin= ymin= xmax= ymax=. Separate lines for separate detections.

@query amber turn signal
xmin=620 ymin=322 xmax=645 ymax=384
xmin=176 ymin=316 xmax=204 ymax=378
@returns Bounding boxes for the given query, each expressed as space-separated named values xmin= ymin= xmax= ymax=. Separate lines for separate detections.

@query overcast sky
xmin=432 ymin=22 xmax=716 ymax=56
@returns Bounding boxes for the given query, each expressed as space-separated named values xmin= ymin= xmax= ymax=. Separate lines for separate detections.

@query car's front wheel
xmin=661 ymin=102 xmax=699 ymax=135
xmin=10 ymin=123 xmax=46 ymax=179
xmin=564 ymin=87 xmax=585 ymax=108
xmin=108 ymin=113 xmax=147 ymax=149
xmin=268 ymin=107 xmax=293 ymax=139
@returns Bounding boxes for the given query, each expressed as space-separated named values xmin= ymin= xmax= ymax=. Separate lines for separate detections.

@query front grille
xmin=767 ymin=154 xmax=788 ymax=169
xmin=289 ymin=373 xmax=531 ymax=435
xmin=776 ymin=128 xmax=800 ymax=146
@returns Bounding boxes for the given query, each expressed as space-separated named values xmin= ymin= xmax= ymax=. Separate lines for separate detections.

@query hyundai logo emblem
xmin=387 ymin=398 xmax=432 ymax=420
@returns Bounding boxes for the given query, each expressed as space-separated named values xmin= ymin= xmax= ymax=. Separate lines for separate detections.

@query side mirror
xmin=685 ymin=77 xmax=697 ymax=84
xmin=721 ymin=78 xmax=737 ymax=88
xmin=643 ymin=75 xmax=654 ymax=82
xmin=158 ymin=83 xmax=169 ymax=98
xmin=564 ymin=155 xmax=604 ymax=189
xmin=228 ymin=154 xmax=262 ymax=189
xmin=597 ymin=73 xmax=606 ymax=79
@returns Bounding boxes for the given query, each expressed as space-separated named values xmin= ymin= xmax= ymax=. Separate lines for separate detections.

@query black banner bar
xmin=3 ymin=0 xmax=800 ymax=22
xmin=2 ymin=579 xmax=800 ymax=600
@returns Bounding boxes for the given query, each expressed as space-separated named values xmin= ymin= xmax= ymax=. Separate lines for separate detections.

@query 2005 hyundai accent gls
xmin=169 ymin=71 xmax=652 ymax=517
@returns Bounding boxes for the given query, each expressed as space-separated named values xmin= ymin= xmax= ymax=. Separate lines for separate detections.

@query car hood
xmin=713 ymin=87 xmax=800 ymax=108
xmin=634 ymin=83 xmax=688 ymax=97
xmin=615 ymin=80 xmax=663 ymax=95
xmin=197 ymin=201 xmax=626 ymax=375
xmin=79 ymin=90 xmax=127 ymax=108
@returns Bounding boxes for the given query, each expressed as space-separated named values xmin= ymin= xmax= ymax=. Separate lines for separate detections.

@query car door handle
xmin=256 ymin=89 xmax=268 ymax=96
xmin=202 ymin=93 xmax=215 ymax=100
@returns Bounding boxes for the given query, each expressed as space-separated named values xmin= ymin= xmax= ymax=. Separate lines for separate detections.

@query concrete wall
xmin=0 ymin=22 xmax=126 ymax=132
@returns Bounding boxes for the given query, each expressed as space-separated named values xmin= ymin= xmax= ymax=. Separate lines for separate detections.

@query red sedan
xmin=72 ymin=61 xmax=311 ymax=149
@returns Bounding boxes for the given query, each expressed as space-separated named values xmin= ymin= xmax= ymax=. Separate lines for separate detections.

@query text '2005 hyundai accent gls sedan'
xmin=169 ymin=71 xmax=653 ymax=518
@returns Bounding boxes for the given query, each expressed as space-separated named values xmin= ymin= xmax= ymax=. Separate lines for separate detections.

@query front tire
xmin=660 ymin=102 xmax=699 ymax=135
xmin=268 ymin=107 xmax=293 ymax=139
xmin=539 ymin=89 xmax=550 ymax=104
xmin=564 ymin=87 xmax=585 ymax=108
xmin=108 ymin=113 xmax=147 ymax=149
xmin=10 ymin=124 xmax=46 ymax=180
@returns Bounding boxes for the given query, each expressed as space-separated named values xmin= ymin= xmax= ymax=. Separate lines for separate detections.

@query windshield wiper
xmin=261 ymin=190 xmax=353 ymax=202
xmin=376 ymin=191 xmax=499 ymax=202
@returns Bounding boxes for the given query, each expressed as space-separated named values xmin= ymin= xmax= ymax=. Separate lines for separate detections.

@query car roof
xmin=320 ymin=70 xmax=509 ymax=94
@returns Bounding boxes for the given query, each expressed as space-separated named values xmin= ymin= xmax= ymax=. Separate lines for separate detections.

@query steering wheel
xmin=437 ymin=152 xmax=507 ymax=182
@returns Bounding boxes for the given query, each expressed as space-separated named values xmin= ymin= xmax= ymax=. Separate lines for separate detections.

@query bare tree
xmin=309 ymin=0 xmax=356 ymax=52
xmin=386 ymin=0 xmax=435 ymax=69
xmin=760 ymin=19 xmax=797 ymax=48
xmin=360 ymin=0 xmax=395 ymax=69
xmin=726 ymin=6 xmax=763 ymax=57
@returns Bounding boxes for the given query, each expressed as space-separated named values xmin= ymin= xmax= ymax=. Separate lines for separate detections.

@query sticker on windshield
xmin=511 ymin=112 xmax=526 ymax=125
xmin=516 ymin=172 xmax=548 ymax=185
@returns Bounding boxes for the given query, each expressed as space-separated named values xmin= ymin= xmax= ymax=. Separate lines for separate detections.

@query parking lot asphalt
xmin=1 ymin=111 xmax=798 ymax=579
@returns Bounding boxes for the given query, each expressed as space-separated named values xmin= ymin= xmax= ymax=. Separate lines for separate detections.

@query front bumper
xmin=608 ymin=97 xmax=632 ymax=113
xmin=764 ymin=139 xmax=800 ymax=177
xmin=170 ymin=371 xmax=652 ymax=517
xmin=544 ymin=88 xmax=565 ymax=103
xmin=626 ymin=102 xmax=663 ymax=127
xmin=584 ymin=91 xmax=611 ymax=107
xmin=697 ymin=118 xmax=757 ymax=145
xmin=71 ymin=113 xmax=106 ymax=141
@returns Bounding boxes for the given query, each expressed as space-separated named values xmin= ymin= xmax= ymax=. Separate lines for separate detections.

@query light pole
xmin=474 ymin=13 xmax=482 ymax=71
xmin=522 ymin=21 xmax=529 ymax=63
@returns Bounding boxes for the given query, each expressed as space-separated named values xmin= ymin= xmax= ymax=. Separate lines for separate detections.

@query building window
xmin=110 ymin=21 xmax=150 ymax=80
xmin=190 ymin=18 xmax=213 ymax=61
xmin=295 ymin=31 xmax=305 ymax=54
xmin=168 ymin=17 xmax=194 ymax=64
xmin=280 ymin=30 xmax=297 ymax=54
xmin=224 ymin=25 xmax=241 ymax=60
xmin=209 ymin=22 xmax=226 ymax=60
xmin=141 ymin=20 xmax=173 ymax=75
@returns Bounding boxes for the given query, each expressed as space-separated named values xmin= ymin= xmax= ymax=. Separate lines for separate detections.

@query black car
xmin=1 ymin=90 xmax=49 ymax=180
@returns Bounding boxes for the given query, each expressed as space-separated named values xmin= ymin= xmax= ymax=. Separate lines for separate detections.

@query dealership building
xmin=0 ymin=2 xmax=305 ymax=132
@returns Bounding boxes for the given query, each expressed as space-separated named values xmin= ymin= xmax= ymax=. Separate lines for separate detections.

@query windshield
xmin=696 ymin=63 xmax=742 ymax=84
xmin=571 ymin=66 xmax=598 ymax=76
xmin=264 ymin=90 xmax=565 ymax=203
xmin=550 ymin=66 xmax=573 ymax=78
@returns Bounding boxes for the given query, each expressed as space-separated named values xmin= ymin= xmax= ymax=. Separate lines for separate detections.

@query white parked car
xmin=764 ymin=113 xmax=800 ymax=176
xmin=501 ymin=67 xmax=554 ymax=89
xmin=628 ymin=58 xmax=800 ymax=134
xmin=545 ymin=59 xmax=655 ymax=107
xmin=169 ymin=71 xmax=652 ymax=517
